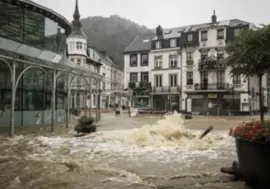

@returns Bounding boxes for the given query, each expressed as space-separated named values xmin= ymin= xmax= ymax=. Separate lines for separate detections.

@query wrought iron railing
xmin=152 ymin=86 xmax=181 ymax=93
xmin=194 ymin=83 xmax=230 ymax=90
xmin=198 ymin=59 xmax=226 ymax=70
xmin=128 ymin=82 xmax=151 ymax=89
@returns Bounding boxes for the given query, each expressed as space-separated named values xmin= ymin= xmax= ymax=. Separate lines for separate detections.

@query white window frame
xmin=170 ymin=39 xmax=176 ymax=48
xmin=141 ymin=54 xmax=148 ymax=66
xmin=76 ymin=42 xmax=83 ymax=50
xmin=130 ymin=72 xmax=138 ymax=83
xmin=130 ymin=54 xmax=137 ymax=67
xmin=154 ymin=74 xmax=162 ymax=87
xmin=169 ymin=74 xmax=178 ymax=87
xmin=169 ymin=55 xmax=178 ymax=68
xmin=154 ymin=56 xmax=162 ymax=69
xmin=141 ymin=72 xmax=149 ymax=82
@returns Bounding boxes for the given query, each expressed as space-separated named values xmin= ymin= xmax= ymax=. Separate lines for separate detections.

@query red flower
xmin=230 ymin=120 xmax=270 ymax=142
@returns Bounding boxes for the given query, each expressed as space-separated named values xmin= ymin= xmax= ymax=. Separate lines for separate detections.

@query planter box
xmin=236 ymin=138 xmax=270 ymax=188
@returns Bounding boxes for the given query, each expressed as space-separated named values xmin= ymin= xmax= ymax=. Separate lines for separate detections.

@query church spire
xmin=71 ymin=0 xmax=84 ymax=35
xmin=73 ymin=0 xmax=80 ymax=20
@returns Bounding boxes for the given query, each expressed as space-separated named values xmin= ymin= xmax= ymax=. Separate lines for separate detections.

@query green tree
xmin=226 ymin=25 xmax=270 ymax=122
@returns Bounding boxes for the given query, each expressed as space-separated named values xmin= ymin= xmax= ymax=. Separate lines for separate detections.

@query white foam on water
xmin=26 ymin=113 xmax=234 ymax=165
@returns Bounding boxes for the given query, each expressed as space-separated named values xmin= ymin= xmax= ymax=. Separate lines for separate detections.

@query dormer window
xmin=201 ymin=31 xmax=208 ymax=41
xmin=76 ymin=42 xmax=83 ymax=50
xmin=170 ymin=39 xmax=177 ymax=48
xmin=155 ymin=41 xmax=162 ymax=49
xmin=187 ymin=34 xmax=193 ymax=42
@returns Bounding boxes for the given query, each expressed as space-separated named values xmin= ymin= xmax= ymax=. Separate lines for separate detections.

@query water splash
xmin=94 ymin=113 xmax=230 ymax=150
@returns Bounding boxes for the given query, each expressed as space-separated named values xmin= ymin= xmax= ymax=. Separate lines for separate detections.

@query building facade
xmin=0 ymin=0 xmax=100 ymax=131
xmin=66 ymin=0 xmax=124 ymax=110
xmin=124 ymin=12 xmax=267 ymax=115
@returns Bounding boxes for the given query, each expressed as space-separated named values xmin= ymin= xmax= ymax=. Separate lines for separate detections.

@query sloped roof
xmin=124 ymin=19 xmax=250 ymax=53
xmin=87 ymin=47 xmax=122 ymax=70
xmin=124 ymin=34 xmax=155 ymax=53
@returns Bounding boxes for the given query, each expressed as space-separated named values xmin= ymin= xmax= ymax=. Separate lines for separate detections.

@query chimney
xmin=211 ymin=10 xmax=217 ymax=23
xmin=156 ymin=25 xmax=163 ymax=38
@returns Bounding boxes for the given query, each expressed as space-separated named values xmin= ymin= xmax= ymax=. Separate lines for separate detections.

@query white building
xmin=124 ymin=11 xmax=267 ymax=115
xmin=67 ymin=0 xmax=124 ymax=110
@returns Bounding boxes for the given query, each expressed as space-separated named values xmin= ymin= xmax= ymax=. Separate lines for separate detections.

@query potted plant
xmin=229 ymin=121 xmax=270 ymax=188
xmin=224 ymin=23 xmax=270 ymax=189
xmin=74 ymin=116 xmax=97 ymax=136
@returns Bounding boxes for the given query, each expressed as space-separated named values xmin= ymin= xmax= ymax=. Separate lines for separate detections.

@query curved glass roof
xmin=18 ymin=0 xmax=71 ymax=33
xmin=0 ymin=36 xmax=101 ymax=80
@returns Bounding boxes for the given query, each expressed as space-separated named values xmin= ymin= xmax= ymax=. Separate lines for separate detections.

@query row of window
xmin=130 ymin=72 xmax=178 ymax=87
xmin=130 ymin=54 xmax=178 ymax=68
xmin=70 ymin=57 xmax=86 ymax=65
xmin=200 ymin=28 xmax=240 ymax=41
xmin=154 ymin=74 xmax=178 ymax=87
xmin=129 ymin=71 xmax=242 ymax=87
xmin=69 ymin=41 xmax=87 ymax=51
xmin=130 ymin=72 xmax=149 ymax=83
xmin=130 ymin=51 xmax=225 ymax=68
xmin=155 ymin=38 xmax=177 ymax=49
xmin=153 ymin=28 xmax=241 ymax=50
xmin=186 ymin=71 xmax=241 ymax=85
xmin=130 ymin=53 xmax=148 ymax=67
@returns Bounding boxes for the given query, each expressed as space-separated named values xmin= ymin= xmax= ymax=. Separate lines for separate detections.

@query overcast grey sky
xmin=34 ymin=0 xmax=270 ymax=28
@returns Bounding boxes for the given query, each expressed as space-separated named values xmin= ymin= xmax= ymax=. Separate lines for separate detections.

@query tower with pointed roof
xmin=67 ymin=0 xmax=87 ymax=65
xmin=66 ymin=0 xmax=88 ymax=108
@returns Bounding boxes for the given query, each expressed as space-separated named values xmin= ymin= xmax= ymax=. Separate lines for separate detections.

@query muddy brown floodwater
xmin=0 ymin=113 xmax=262 ymax=189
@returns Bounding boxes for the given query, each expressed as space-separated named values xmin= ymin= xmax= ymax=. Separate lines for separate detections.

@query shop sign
xmin=208 ymin=94 xmax=217 ymax=98
xmin=223 ymin=95 xmax=240 ymax=99
xmin=188 ymin=95 xmax=203 ymax=99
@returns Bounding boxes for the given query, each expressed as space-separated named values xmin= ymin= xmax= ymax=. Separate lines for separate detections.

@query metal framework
xmin=0 ymin=52 xmax=102 ymax=137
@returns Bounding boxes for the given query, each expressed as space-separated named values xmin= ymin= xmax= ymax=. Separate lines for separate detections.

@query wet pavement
xmin=0 ymin=113 xmax=262 ymax=189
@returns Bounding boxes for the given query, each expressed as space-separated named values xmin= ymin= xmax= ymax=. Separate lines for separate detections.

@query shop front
xmin=188 ymin=93 xmax=240 ymax=115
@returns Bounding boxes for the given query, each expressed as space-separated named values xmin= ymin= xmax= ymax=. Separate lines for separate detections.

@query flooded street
xmin=0 ymin=113 xmax=258 ymax=189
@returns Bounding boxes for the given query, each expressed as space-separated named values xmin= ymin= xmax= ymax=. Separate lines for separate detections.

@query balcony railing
xmin=194 ymin=83 xmax=230 ymax=90
xmin=198 ymin=59 xmax=226 ymax=71
xmin=152 ymin=86 xmax=181 ymax=93
xmin=129 ymin=82 xmax=151 ymax=89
